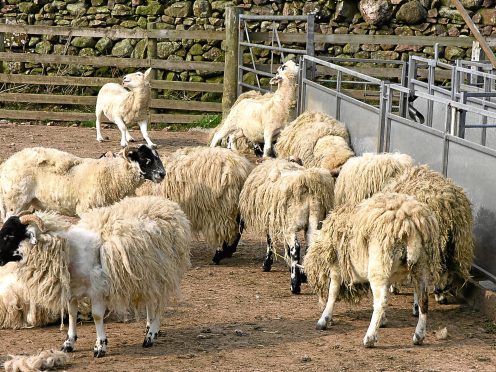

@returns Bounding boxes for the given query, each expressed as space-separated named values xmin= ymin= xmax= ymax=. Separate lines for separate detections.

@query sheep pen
xmin=0 ymin=126 xmax=493 ymax=371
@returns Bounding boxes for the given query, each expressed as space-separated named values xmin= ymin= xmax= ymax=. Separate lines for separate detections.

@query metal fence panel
xmin=387 ymin=116 xmax=445 ymax=173
xmin=447 ymin=139 xmax=496 ymax=279
xmin=304 ymin=84 xmax=337 ymax=118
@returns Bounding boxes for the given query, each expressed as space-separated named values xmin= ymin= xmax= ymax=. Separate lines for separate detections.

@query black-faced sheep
xmin=136 ymin=146 xmax=254 ymax=264
xmin=210 ymin=60 xmax=299 ymax=158
xmin=275 ymin=111 xmax=353 ymax=174
xmin=95 ymin=68 xmax=156 ymax=148
xmin=239 ymin=158 xmax=334 ymax=294
xmin=0 ymin=145 xmax=165 ymax=220
xmin=304 ymin=192 xmax=442 ymax=347
xmin=0 ymin=196 xmax=191 ymax=357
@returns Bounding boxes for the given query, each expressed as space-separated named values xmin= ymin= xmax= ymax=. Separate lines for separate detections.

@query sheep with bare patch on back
xmin=304 ymin=192 xmax=442 ymax=347
xmin=210 ymin=60 xmax=299 ymax=158
xmin=333 ymin=153 xmax=474 ymax=307
xmin=136 ymin=146 xmax=254 ymax=264
xmin=0 ymin=145 xmax=165 ymax=220
xmin=0 ymin=196 xmax=191 ymax=357
xmin=95 ymin=68 xmax=156 ymax=147
xmin=239 ymin=158 xmax=335 ymax=294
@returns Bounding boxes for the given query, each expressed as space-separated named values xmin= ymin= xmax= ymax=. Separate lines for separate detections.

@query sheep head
xmin=0 ymin=213 xmax=44 ymax=265
xmin=120 ymin=144 xmax=166 ymax=183
xmin=270 ymin=60 xmax=299 ymax=85
xmin=122 ymin=68 xmax=152 ymax=89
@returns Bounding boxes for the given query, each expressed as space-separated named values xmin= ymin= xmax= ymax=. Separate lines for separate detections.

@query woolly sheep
xmin=0 ymin=145 xmax=165 ymax=220
xmin=136 ymin=146 xmax=254 ymax=264
xmin=210 ymin=60 xmax=299 ymax=157
xmin=334 ymin=152 xmax=414 ymax=207
xmin=304 ymin=192 xmax=442 ymax=347
xmin=0 ymin=196 xmax=191 ymax=357
xmin=239 ymin=158 xmax=335 ymax=294
xmin=95 ymin=68 xmax=156 ymax=147
xmin=0 ymin=262 xmax=59 ymax=329
xmin=334 ymin=154 xmax=474 ymax=307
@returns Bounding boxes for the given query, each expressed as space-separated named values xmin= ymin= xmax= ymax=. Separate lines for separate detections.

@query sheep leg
xmin=125 ymin=129 xmax=135 ymax=143
xmin=143 ymin=304 xmax=160 ymax=348
xmin=412 ymin=290 xmax=419 ymax=317
xmin=262 ymin=129 xmax=274 ymax=158
xmin=92 ymin=298 xmax=108 ymax=358
xmin=412 ymin=275 xmax=429 ymax=345
xmin=210 ymin=126 xmax=230 ymax=148
xmin=95 ymin=110 xmax=106 ymax=142
xmin=316 ymin=271 xmax=341 ymax=330
xmin=262 ymin=234 xmax=274 ymax=272
xmin=287 ymin=234 xmax=302 ymax=294
xmin=138 ymin=120 xmax=156 ymax=148
xmin=114 ymin=118 xmax=129 ymax=147
xmin=61 ymin=298 xmax=79 ymax=352
xmin=363 ymin=280 xmax=389 ymax=348
xmin=212 ymin=218 xmax=244 ymax=264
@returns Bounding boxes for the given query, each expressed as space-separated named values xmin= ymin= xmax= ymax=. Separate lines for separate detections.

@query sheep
xmin=334 ymin=152 xmax=414 ymax=207
xmin=210 ymin=60 xmax=299 ymax=158
xmin=334 ymin=153 xmax=474 ymax=307
xmin=0 ymin=145 xmax=165 ymax=220
xmin=238 ymin=158 xmax=335 ymax=294
xmin=0 ymin=195 xmax=191 ymax=357
xmin=0 ymin=262 xmax=59 ymax=329
xmin=303 ymin=192 xmax=442 ymax=347
xmin=135 ymin=146 xmax=254 ymax=264
xmin=95 ymin=68 xmax=156 ymax=148
xmin=4 ymin=349 xmax=69 ymax=372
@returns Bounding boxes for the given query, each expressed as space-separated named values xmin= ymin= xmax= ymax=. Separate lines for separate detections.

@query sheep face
xmin=127 ymin=144 xmax=165 ymax=183
xmin=122 ymin=68 xmax=152 ymax=89
xmin=269 ymin=60 xmax=299 ymax=85
xmin=0 ymin=216 xmax=27 ymax=266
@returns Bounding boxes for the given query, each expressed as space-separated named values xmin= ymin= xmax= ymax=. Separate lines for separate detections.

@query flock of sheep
xmin=0 ymin=60 xmax=475 ymax=370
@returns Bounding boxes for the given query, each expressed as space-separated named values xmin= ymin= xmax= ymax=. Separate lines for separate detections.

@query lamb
xmin=95 ymin=68 xmax=156 ymax=148
xmin=0 ymin=145 xmax=165 ymax=220
xmin=303 ymin=192 xmax=442 ymax=347
xmin=4 ymin=349 xmax=69 ymax=372
xmin=210 ymin=60 xmax=299 ymax=157
xmin=0 ymin=195 xmax=192 ymax=357
xmin=135 ymin=146 xmax=254 ymax=264
xmin=334 ymin=153 xmax=474 ymax=306
xmin=238 ymin=158 xmax=335 ymax=293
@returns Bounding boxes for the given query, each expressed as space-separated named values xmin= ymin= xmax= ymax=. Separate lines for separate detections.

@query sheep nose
xmin=158 ymin=171 xmax=166 ymax=179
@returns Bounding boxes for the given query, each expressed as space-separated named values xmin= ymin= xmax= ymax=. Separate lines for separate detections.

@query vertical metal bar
xmin=297 ymin=57 xmax=306 ymax=115
xmin=426 ymin=61 xmax=434 ymax=127
xmin=481 ymin=76 xmax=489 ymax=146
xmin=399 ymin=62 xmax=408 ymax=117
xmin=336 ymin=70 xmax=342 ymax=121
xmin=0 ymin=18 xmax=4 ymax=75
xmin=378 ymin=81 xmax=387 ymax=152
xmin=237 ymin=16 xmax=244 ymax=97
xmin=458 ymin=92 xmax=467 ymax=138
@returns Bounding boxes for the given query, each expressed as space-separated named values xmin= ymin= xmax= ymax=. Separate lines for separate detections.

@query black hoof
xmin=93 ymin=349 xmax=106 ymax=358
xmin=61 ymin=345 xmax=73 ymax=353
xmin=262 ymin=257 xmax=273 ymax=272
xmin=142 ymin=338 xmax=154 ymax=348
xmin=291 ymin=278 xmax=301 ymax=294
xmin=212 ymin=250 xmax=223 ymax=265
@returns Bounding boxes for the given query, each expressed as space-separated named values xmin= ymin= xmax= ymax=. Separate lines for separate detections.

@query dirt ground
xmin=0 ymin=122 xmax=495 ymax=372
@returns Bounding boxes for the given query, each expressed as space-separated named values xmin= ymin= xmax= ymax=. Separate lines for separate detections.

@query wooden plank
xmin=150 ymin=99 xmax=221 ymax=112
xmin=0 ymin=93 xmax=95 ymax=105
xmin=0 ymin=109 xmax=205 ymax=124
xmin=0 ymin=24 xmax=225 ymax=41
xmin=0 ymin=52 xmax=225 ymax=71
xmin=451 ymin=0 xmax=496 ymax=68
xmin=152 ymin=81 xmax=223 ymax=93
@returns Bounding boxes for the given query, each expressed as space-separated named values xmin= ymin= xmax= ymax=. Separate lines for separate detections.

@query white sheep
xmin=303 ymin=192 xmax=442 ymax=347
xmin=95 ymin=68 xmax=156 ymax=147
xmin=0 ymin=195 xmax=191 ymax=357
xmin=210 ymin=60 xmax=299 ymax=157
xmin=334 ymin=154 xmax=474 ymax=308
xmin=135 ymin=146 xmax=254 ymax=264
xmin=4 ymin=349 xmax=69 ymax=372
xmin=0 ymin=145 xmax=165 ymax=220
xmin=238 ymin=158 xmax=335 ymax=293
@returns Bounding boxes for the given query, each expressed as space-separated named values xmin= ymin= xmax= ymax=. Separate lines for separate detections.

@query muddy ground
xmin=0 ymin=122 xmax=495 ymax=372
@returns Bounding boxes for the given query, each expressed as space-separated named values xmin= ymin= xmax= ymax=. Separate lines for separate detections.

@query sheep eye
xmin=281 ymin=65 xmax=286 ymax=71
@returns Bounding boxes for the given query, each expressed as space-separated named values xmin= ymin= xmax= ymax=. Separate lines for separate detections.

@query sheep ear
xmin=118 ymin=147 xmax=131 ymax=161
xmin=144 ymin=68 xmax=152 ymax=81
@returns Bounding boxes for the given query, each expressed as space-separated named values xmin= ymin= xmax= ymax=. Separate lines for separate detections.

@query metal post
xmin=223 ymin=6 xmax=242 ymax=117
xmin=458 ymin=92 xmax=467 ymax=138
xmin=305 ymin=14 xmax=315 ymax=82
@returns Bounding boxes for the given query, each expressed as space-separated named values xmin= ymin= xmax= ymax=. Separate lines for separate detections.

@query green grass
xmin=80 ymin=120 xmax=96 ymax=128
xmin=160 ymin=114 xmax=222 ymax=132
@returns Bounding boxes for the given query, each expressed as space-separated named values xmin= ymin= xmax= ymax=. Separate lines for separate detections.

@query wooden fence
xmin=0 ymin=18 xmax=482 ymax=126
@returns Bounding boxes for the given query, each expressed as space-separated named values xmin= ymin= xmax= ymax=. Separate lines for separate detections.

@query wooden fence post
xmin=222 ymin=6 xmax=242 ymax=117
xmin=0 ymin=18 xmax=5 ymax=74
xmin=147 ymin=22 xmax=157 ymax=125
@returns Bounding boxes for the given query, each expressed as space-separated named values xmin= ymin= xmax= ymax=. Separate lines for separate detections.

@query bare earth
xmin=0 ymin=123 xmax=495 ymax=372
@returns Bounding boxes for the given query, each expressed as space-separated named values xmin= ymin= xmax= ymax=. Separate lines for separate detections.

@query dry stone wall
xmin=1 ymin=0 xmax=495 ymax=81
